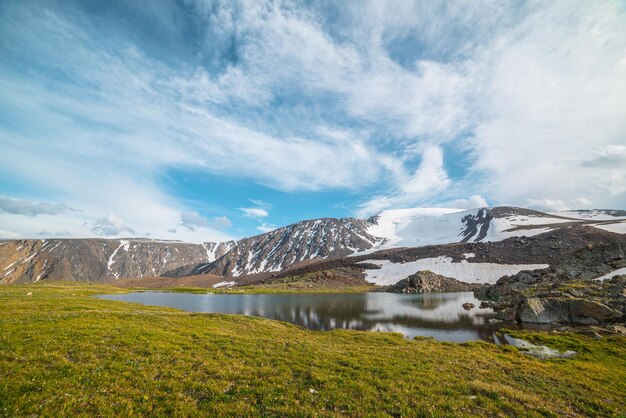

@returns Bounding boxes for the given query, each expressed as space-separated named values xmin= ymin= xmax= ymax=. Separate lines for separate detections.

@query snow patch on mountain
xmin=367 ymin=208 xmax=479 ymax=248
xmin=551 ymin=210 xmax=626 ymax=220
xmin=358 ymin=258 xmax=549 ymax=285
xmin=107 ymin=241 xmax=125 ymax=279
xmin=212 ymin=281 xmax=236 ymax=288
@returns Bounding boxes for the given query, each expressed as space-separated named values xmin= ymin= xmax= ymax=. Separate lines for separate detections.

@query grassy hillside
xmin=1 ymin=283 xmax=625 ymax=416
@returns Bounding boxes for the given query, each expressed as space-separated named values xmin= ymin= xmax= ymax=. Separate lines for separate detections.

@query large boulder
xmin=568 ymin=299 xmax=623 ymax=325
xmin=518 ymin=298 xmax=570 ymax=324
xmin=515 ymin=296 xmax=624 ymax=325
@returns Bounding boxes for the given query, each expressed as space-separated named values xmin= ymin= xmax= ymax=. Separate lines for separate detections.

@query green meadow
xmin=1 ymin=283 xmax=624 ymax=417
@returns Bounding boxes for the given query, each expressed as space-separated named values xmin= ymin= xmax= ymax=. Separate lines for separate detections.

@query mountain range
xmin=2 ymin=207 xmax=625 ymax=285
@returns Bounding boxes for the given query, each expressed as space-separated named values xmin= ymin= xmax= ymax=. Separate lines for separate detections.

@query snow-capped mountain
xmin=0 ymin=239 xmax=235 ymax=284
xmin=173 ymin=206 xmax=626 ymax=278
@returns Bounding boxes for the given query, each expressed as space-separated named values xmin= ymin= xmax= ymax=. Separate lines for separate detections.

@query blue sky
xmin=1 ymin=0 xmax=625 ymax=242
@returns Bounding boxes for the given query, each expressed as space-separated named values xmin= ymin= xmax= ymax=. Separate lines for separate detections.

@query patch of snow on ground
xmin=594 ymin=267 xmax=626 ymax=281
xmin=462 ymin=253 xmax=475 ymax=259
xmin=593 ymin=222 xmax=626 ymax=234
xmin=212 ymin=281 xmax=236 ymax=288
xmin=485 ymin=218 xmax=555 ymax=241
xmin=358 ymin=258 xmax=548 ymax=286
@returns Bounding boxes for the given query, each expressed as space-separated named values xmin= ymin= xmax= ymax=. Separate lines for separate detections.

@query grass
xmin=1 ymin=282 xmax=625 ymax=417
xmin=211 ymin=284 xmax=377 ymax=294
xmin=128 ymin=270 xmax=379 ymax=294
xmin=126 ymin=285 xmax=376 ymax=294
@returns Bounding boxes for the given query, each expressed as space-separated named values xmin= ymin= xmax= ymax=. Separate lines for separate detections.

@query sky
xmin=1 ymin=0 xmax=625 ymax=243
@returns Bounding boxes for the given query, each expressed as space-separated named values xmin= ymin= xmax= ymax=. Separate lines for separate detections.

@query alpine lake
xmin=98 ymin=291 xmax=507 ymax=343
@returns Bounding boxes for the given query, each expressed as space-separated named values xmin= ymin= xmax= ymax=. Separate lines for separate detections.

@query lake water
xmin=97 ymin=291 xmax=502 ymax=343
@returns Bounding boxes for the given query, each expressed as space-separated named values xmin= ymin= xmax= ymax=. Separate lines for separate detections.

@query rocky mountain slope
xmin=0 ymin=239 xmax=235 ymax=284
xmin=165 ymin=217 xmax=383 ymax=277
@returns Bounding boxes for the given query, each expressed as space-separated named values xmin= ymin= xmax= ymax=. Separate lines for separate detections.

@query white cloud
xmin=180 ymin=211 xmax=233 ymax=231
xmin=180 ymin=211 xmax=209 ymax=231
xmin=249 ymin=199 xmax=272 ymax=209
xmin=571 ymin=197 xmax=592 ymax=207
xmin=37 ymin=230 xmax=70 ymax=237
xmin=91 ymin=214 xmax=135 ymax=236
xmin=239 ymin=207 xmax=269 ymax=219
xmin=0 ymin=229 xmax=20 ymax=239
xmin=356 ymin=146 xmax=450 ymax=217
xmin=443 ymin=195 xmax=489 ymax=209
xmin=256 ymin=222 xmax=277 ymax=233
xmin=0 ymin=196 xmax=72 ymax=217
xmin=239 ymin=199 xmax=273 ymax=219
xmin=466 ymin=1 xmax=626 ymax=209
xmin=212 ymin=215 xmax=233 ymax=228
xmin=526 ymin=197 xmax=595 ymax=212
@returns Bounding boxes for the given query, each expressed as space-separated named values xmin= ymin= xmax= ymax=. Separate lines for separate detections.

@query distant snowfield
xmin=551 ymin=210 xmax=626 ymax=221
xmin=365 ymin=208 xmax=468 ymax=249
xmin=358 ymin=258 xmax=549 ymax=286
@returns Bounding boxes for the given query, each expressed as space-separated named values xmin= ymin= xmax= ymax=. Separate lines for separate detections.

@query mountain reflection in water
xmin=98 ymin=291 xmax=501 ymax=342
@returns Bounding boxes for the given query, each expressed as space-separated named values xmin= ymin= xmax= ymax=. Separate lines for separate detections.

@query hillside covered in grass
xmin=1 ymin=283 xmax=625 ymax=416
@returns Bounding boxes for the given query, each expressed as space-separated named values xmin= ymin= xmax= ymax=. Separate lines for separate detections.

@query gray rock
xmin=518 ymin=298 xmax=570 ymax=324
xmin=568 ymin=299 xmax=622 ymax=325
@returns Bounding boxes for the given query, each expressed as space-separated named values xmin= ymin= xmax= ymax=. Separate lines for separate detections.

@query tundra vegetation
xmin=1 ymin=283 xmax=625 ymax=416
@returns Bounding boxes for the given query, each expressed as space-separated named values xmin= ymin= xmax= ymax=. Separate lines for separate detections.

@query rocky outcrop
xmin=481 ymin=275 xmax=626 ymax=325
xmin=383 ymin=270 xmax=479 ymax=293
xmin=476 ymin=240 xmax=626 ymax=325
xmin=480 ymin=239 xmax=626 ymax=300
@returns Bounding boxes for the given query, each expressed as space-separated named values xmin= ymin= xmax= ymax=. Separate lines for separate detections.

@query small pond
xmin=98 ymin=291 xmax=503 ymax=343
